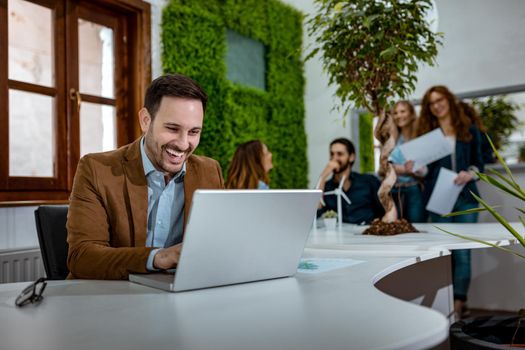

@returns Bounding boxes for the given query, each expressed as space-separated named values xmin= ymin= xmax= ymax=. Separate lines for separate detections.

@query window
xmin=0 ymin=0 xmax=151 ymax=202
xmin=225 ymin=29 xmax=266 ymax=90
xmin=464 ymin=90 xmax=525 ymax=164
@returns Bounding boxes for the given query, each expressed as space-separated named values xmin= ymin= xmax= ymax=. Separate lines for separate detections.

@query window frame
xmin=0 ymin=0 xmax=151 ymax=203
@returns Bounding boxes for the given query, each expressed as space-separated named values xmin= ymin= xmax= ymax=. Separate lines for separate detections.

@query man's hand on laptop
xmin=153 ymin=243 xmax=182 ymax=270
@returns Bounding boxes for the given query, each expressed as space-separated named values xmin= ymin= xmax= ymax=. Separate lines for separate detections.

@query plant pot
xmin=323 ymin=218 xmax=337 ymax=230
xmin=450 ymin=315 xmax=525 ymax=349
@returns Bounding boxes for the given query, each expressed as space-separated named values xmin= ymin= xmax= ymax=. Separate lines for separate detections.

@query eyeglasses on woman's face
xmin=429 ymin=96 xmax=446 ymax=107
xmin=428 ymin=92 xmax=450 ymax=118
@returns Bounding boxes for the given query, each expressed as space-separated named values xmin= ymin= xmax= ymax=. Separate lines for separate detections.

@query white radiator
xmin=0 ymin=248 xmax=46 ymax=283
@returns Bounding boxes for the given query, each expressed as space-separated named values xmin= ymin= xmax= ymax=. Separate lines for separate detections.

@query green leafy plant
xmin=306 ymin=0 xmax=442 ymax=223
xmin=472 ymin=95 xmax=522 ymax=151
xmin=322 ymin=209 xmax=338 ymax=219
xmin=437 ymin=136 xmax=525 ymax=260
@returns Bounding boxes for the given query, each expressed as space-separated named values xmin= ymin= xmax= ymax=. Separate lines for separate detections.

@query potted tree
xmin=306 ymin=0 xmax=442 ymax=234
xmin=438 ymin=137 xmax=525 ymax=348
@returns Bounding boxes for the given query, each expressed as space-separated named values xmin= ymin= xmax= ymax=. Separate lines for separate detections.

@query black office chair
xmin=34 ymin=205 xmax=69 ymax=280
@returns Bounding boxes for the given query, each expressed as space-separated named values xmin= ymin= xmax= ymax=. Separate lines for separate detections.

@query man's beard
xmin=333 ymin=161 xmax=351 ymax=174
xmin=159 ymin=143 xmax=192 ymax=173
xmin=144 ymin=134 xmax=192 ymax=175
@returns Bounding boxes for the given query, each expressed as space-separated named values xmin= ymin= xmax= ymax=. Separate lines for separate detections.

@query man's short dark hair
xmin=330 ymin=138 xmax=355 ymax=155
xmin=144 ymin=73 xmax=208 ymax=119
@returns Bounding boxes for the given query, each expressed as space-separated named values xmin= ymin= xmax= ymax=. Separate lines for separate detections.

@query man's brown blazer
xmin=66 ymin=138 xmax=224 ymax=279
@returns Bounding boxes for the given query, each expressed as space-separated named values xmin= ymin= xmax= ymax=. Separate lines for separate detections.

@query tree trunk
xmin=374 ymin=109 xmax=398 ymax=223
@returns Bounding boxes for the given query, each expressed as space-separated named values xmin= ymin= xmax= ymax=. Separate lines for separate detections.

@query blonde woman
xmin=388 ymin=100 xmax=426 ymax=222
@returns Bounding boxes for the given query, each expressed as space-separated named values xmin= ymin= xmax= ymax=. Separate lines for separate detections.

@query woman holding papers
xmin=226 ymin=140 xmax=273 ymax=189
xmin=417 ymin=85 xmax=484 ymax=319
xmin=389 ymin=100 xmax=427 ymax=223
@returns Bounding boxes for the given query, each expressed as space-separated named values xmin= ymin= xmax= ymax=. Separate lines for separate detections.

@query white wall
xmin=413 ymin=0 xmax=525 ymax=97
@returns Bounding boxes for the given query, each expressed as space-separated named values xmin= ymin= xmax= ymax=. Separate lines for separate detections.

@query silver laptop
xmin=129 ymin=189 xmax=322 ymax=292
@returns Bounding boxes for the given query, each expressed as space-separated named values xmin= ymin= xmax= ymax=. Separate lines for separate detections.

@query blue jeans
xmin=430 ymin=197 xmax=478 ymax=301
xmin=392 ymin=184 xmax=426 ymax=223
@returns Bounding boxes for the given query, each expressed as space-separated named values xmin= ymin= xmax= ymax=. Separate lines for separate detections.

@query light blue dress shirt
xmin=389 ymin=136 xmax=413 ymax=183
xmin=140 ymin=138 xmax=186 ymax=270
xmin=257 ymin=180 xmax=269 ymax=189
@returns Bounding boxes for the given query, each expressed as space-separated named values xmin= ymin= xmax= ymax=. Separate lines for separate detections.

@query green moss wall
xmin=161 ymin=0 xmax=308 ymax=188
xmin=359 ymin=111 xmax=375 ymax=173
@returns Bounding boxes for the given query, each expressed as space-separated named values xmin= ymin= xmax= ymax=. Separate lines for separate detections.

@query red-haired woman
xmin=417 ymin=85 xmax=484 ymax=318
xmin=226 ymin=140 xmax=273 ymax=189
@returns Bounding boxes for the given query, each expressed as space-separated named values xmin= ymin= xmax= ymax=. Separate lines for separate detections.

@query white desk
xmin=0 ymin=223 xmax=521 ymax=350
xmin=308 ymin=222 xmax=521 ymax=253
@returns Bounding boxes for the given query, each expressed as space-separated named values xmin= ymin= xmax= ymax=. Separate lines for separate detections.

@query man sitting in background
xmin=67 ymin=73 xmax=224 ymax=280
xmin=317 ymin=138 xmax=384 ymax=224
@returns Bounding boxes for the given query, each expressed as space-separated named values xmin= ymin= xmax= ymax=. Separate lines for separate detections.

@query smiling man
xmin=317 ymin=138 xmax=384 ymax=225
xmin=67 ymin=74 xmax=224 ymax=279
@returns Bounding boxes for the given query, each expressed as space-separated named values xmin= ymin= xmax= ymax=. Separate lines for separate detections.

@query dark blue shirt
xmin=318 ymin=172 xmax=384 ymax=224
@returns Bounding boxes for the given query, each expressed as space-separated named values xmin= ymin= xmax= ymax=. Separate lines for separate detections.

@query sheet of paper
xmin=297 ymin=258 xmax=364 ymax=274
xmin=425 ymin=168 xmax=464 ymax=215
xmin=399 ymin=128 xmax=453 ymax=170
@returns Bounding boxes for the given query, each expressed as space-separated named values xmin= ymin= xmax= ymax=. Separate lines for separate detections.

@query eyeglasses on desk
xmin=15 ymin=277 xmax=47 ymax=307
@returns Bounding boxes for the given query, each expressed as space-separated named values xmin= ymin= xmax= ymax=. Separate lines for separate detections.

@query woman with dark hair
xmin=226 ymin=140 xmax=273 ymax=189
xmin=417 ymin=85 xmax=484 ymax=318
xmin=459 ymin=101 xmax=494 ymax=164
xmin=388 ymin=100 xmax=426 ymax=222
